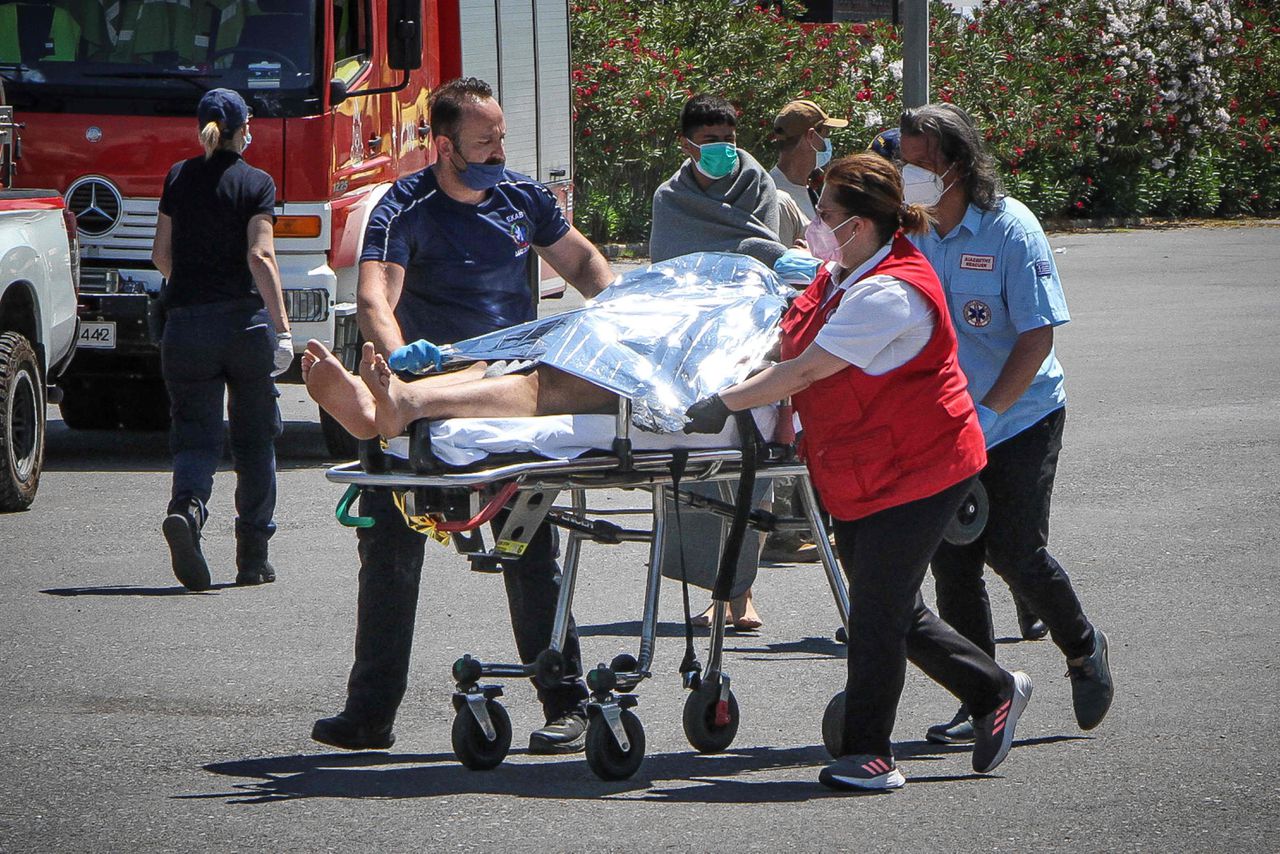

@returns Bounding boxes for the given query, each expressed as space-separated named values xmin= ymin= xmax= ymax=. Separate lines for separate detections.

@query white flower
xmin=869 ymin=45 xmax=885 ymax=65
xmin=863 ymin=109 xmax=883 ymax=129
xmin=1151 ymin=158 xmax=1165 ymax=169
xmin=888 ymin=60 xmax=903 ymax=82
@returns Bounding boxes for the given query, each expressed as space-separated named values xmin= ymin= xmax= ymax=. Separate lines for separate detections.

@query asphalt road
xmin=1 ymin=224 xmax=1277 ymax=853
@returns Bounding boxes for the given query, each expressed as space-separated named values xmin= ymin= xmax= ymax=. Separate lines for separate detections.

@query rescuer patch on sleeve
xmin=1034 ymin=259 xmax=1053 ymax=277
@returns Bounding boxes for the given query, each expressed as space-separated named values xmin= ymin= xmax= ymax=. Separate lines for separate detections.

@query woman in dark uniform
xmin=685 ymin=154 xmax=1033 ymax=790
xmin=152 ymin=88 xmax=292 ymax=591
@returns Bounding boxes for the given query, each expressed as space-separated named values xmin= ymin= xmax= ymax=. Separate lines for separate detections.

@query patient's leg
xmin=358 ymin=342 xmax=617 ymax=438
xmin=302 ymin=340 xmax=378 ymax=440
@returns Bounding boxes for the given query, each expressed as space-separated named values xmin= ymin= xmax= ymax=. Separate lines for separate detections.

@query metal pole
xmin=902 ymin=0 xmax=930 ymax=108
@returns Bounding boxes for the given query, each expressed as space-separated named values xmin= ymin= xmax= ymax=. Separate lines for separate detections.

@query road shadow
xmin=577 ymin=619 xmax=776 ymax=640
xmin=189 ymin=733 xmax=1079 ymax=805
xmin=42 ymin=419 xmax=332 ymax=473
xmin=42 ymin=582 xmax=240 ymax=597
xmin=189 ymin=745 xmax=833 ymax=805
xmin=577 ymin=622 xmax=845 ymax=660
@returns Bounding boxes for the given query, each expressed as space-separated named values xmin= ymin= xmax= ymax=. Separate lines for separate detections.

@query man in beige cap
xmin=759 ymin=99 xmax=847 ymax=566
xmin=769 ymin=99 xmax=849 ymax=221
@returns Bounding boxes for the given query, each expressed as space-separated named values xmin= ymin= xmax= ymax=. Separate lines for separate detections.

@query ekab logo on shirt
xmin=508 ymin=218 xmax=532 ymax=257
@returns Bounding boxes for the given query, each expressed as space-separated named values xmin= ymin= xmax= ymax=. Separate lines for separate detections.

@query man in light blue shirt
xmin=898 ymin=104 xmax=1113 ymax=746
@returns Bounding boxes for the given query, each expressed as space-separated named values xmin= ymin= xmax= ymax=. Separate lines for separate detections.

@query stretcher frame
xmin=325 ymin=398 xmax=850 ymax=780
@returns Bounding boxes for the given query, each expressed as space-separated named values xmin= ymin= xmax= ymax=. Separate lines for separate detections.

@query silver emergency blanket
xmin=439 ymin=252 xmax=790 ymax=433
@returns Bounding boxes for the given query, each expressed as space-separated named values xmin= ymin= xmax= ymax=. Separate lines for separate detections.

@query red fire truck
xmin=0 ymin=0 xmax=574 ymax=454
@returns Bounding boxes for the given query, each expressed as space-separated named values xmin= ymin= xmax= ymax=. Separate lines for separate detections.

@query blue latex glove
xmin=388 ymin=338 xmax=443 ymax=375
xmin=976 ymin=403 xmax=999 ymax=438
xmin=773 ymin=248 xmax=821 ymax=285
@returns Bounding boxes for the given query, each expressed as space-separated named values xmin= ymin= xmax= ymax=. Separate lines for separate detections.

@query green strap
xmin=335 ymin=484 xmax=375 ymax=528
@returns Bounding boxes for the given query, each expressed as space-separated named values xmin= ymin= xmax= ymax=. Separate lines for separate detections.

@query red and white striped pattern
xmin=861 ymin=757 xmax=894 ymax=775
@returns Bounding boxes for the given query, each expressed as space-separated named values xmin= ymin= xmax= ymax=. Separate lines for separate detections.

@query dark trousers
xmin=344 ymin=487 xmax=589 ymax=728
xmin=931 ymin=407 xmax=1094 ymax=662
xmin=161 ymin=301 xmax=281 ymax=541
xmin=835 ymin=476 xmax=1009 ymax=758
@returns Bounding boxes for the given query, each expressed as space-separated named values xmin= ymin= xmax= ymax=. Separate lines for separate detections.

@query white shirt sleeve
xmin=813 ymin=274 xmax=937 ymax=376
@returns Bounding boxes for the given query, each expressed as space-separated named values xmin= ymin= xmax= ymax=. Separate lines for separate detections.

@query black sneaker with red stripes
xmin=972 ymin=670 xmax=1033 ymax=774
xmin=819 ymin=754 xmax=906 ymax=791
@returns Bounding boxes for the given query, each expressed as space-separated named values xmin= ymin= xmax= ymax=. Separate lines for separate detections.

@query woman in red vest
xmin=684 ymin=153 xmax=1033 ymax=791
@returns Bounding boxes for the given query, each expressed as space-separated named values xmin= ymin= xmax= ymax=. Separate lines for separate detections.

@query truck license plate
xmin=77 ymin=321 xmax=116 ymax=349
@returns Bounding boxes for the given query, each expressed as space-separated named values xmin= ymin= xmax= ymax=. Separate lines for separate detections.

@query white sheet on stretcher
xmin=384 ymin=406 xmax=779 ymax=467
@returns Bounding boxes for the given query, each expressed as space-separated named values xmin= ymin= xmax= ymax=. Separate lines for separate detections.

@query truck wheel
xmin=0 ymin=332 xmax=45 ymax=511
xmin=320 ymin=407 xmax=359 ymax=459
xmin=117 ymin=381 xmax=171 ymax=431
xmin=57 ymin=383 xmax=119 ymax=430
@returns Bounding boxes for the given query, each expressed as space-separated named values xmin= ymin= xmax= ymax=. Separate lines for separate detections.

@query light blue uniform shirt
xmin=910 ymin=197 xmax=1069 ymax=448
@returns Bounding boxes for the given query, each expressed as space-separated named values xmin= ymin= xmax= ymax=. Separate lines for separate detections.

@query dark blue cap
xmin=869 ymin=127 xmax=901 ymax=161
xmin=197 ymin=88 xmax=249 ymax=140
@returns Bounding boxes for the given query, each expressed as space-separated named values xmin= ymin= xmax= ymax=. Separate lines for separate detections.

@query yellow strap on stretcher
xmin=391 ymin=490 xmax=452 ymax=546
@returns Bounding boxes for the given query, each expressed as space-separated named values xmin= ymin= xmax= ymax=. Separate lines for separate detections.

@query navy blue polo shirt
xmin=360 ymin=167 xmax=570 ymax=344
xmin=159 ymin=150 xmax=276 ymax=308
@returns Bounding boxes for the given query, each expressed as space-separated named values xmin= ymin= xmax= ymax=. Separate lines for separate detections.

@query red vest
xmin=781 ymin=234 xmax=986 ymax=521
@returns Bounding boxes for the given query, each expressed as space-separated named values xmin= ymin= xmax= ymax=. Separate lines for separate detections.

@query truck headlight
xmin=284 ymin=288 xmax=330 ymax=323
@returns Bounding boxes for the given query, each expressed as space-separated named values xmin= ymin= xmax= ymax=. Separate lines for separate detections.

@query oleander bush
xmin=570 ymin=0 xmax=1279 ymax=242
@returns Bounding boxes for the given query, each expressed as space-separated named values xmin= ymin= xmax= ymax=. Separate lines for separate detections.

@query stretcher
xmin=326 ymin=396 xmax=851 ymax=781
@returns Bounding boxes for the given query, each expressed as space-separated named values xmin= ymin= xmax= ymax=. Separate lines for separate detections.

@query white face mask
xmin=811 ymin=133 xmax=833 ymax=169
xmin=901 ymin=162 xmax=954 ymax=206
xmin=804 ymin=213 xmax=857 ymax=263
xmin=240 ymin=128 xmax=252 ymax=152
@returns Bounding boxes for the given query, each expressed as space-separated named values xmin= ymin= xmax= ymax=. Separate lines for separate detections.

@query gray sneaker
xmin=925 ymin=705 xmax=975 ymax=745
xmin=972 ymin=671 xmax=1033 ymax=774
xmin=819 ymin=754 xmax=906 ymax=791
xmin=529 ymin=711 xmax=587 ymax=755
xmin=1068 ymin=628 xmax=1113 ymax=730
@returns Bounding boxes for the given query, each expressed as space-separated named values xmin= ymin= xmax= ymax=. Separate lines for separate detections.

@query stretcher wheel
xmin=451 ymin=699 xmax=512 ymax=771
xmin=943 ymin=481 xmax=988 ymax=546
xmin=682 ymin=682 xmax=740 ymax=753
xmin=610 ymin=654 xmax=639 ymax=693
xmin=585 ymin=710 xmax=646 ymax=781
xmin=533 ymin=648 xmax=567 ymax=689
xmin=822 ymin=691 xmax=845 ymax=758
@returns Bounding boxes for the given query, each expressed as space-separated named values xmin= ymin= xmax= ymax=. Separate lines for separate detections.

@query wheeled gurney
xmin=325 ymin=396 xmax=851 ymax=781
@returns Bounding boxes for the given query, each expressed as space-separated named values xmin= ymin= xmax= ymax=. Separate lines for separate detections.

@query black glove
xmin=684 ymin=393 xmax=732 ymax=434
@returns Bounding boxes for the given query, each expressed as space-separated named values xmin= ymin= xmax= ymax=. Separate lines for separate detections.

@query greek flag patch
xmin=1034 ymin=259 xmax=1053 ymax=277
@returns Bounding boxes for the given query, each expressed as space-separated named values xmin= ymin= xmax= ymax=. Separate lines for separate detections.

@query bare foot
xmin=730 ymin=589 xmax=762 ymax=630
xmin=690 ymin=589 xmax=762 ymax=629
xmin=302 ymin=340 xmax=378 ymax=440
xmin=358 ymin=342 xmax=420 ymax=439
xmin=690 ymin=602 xmax=731 ymax=628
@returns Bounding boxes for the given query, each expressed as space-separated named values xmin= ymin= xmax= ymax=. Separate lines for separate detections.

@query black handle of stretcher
xmin=709 ymin=410 xmax=759 ymax=602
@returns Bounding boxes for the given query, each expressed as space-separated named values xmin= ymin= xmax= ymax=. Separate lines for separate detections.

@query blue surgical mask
xmin=451 ymin=146 xmax=506 ymax=191
xmin=693 ymin=142 xmax=738 ymax=180
xmin=812 ymin=134 xmax=832 ymax=169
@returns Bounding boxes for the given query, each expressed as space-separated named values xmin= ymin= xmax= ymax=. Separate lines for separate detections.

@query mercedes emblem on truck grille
xmin=65 ymin=176 xmax=123 ymax=237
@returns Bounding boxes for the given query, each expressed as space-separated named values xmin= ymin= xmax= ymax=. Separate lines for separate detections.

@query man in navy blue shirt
xmin=312 ymin=77 xmax=613 ymax=754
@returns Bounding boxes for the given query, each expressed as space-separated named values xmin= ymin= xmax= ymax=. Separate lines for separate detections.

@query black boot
xmin=235 ymin=531 xmax=276 ymax=586
xmin=164 ymin=497 xmax=211 ymax=592
xmin=1015 ymin=595 xmax=1049 ymax=641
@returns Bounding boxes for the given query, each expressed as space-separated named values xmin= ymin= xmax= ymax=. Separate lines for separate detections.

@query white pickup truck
xmin=0 ymin=174 xmax=80 ymax=510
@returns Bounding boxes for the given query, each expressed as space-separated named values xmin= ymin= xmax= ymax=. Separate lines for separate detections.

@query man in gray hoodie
xmin=649 ymin=94 xmax=786 ymax=267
